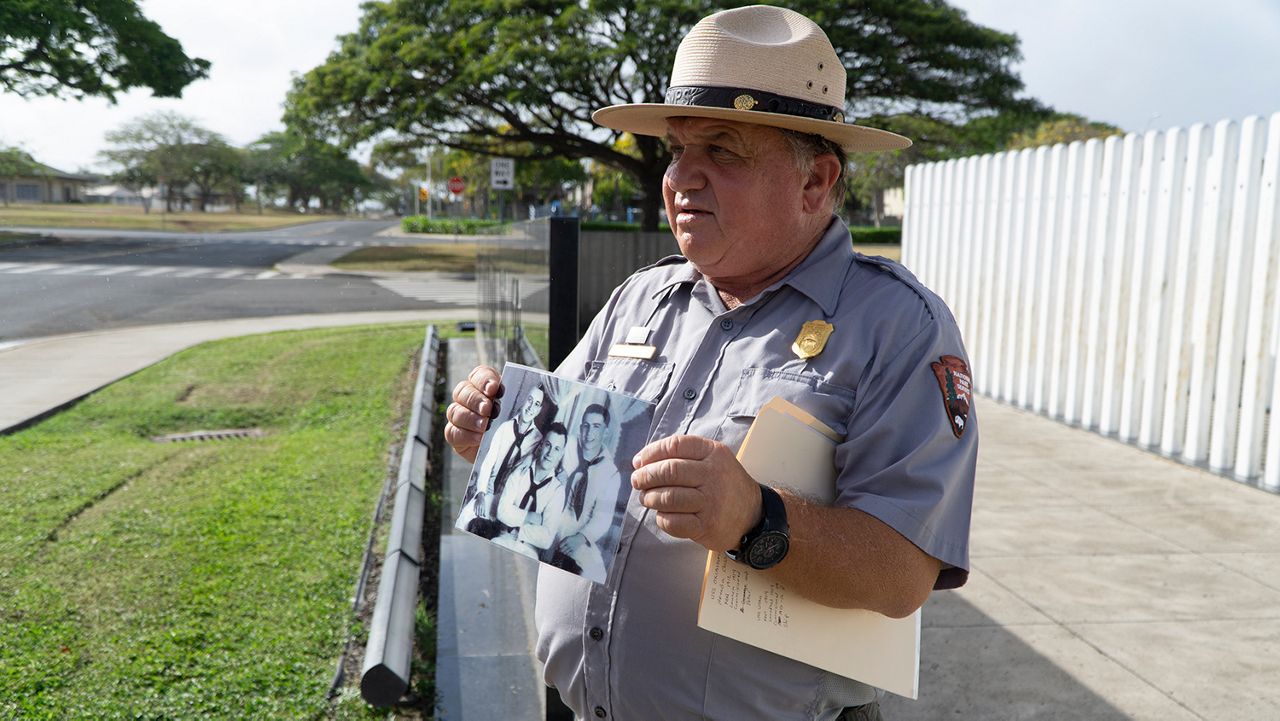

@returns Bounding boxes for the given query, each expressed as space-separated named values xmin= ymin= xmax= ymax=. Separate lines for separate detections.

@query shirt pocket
xmin=714 ymin=368 xmax=856 ymax=452
xmin=585 ymin=357 xmax=676 ymax=404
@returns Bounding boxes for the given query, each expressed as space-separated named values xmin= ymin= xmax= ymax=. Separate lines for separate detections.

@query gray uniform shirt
xmin=537 ymin=217 xmax=978 ymax=721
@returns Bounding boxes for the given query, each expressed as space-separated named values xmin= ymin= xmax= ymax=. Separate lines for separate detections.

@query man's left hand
xmin=631 ymin=435 xmax=762 ymax=552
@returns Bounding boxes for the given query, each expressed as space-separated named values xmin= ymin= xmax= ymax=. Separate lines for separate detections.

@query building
xmin=0 ymin=161 xmax=96 ymax=204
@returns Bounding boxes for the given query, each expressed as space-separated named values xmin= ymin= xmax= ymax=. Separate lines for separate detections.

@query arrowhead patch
xmin=931 ymin=355 xmax=972 ymax=438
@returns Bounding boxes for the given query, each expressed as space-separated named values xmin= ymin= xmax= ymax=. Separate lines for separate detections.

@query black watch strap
xmin=727 ymin=484 xmax=790 ymax=569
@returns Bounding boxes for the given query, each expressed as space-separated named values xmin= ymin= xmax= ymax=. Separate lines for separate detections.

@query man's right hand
xmin=445 ymin=365 xmax=502 ymax=463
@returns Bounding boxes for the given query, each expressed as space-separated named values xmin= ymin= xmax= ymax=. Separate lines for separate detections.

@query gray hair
xmin=779 ymin=129 xmax=847 ymax=211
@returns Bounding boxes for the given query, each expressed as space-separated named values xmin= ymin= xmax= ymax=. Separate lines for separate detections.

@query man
xmin=552 ymin=403 xmax=623 ymax=580
xmin=458 ymin=382 xmax=546 ymax=531
xmin=491 ymin=422 xmax=571 ymax=560
xmin=445 ymin=6 xmax=976 ymax=720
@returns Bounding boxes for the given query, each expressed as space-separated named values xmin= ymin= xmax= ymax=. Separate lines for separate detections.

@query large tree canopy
xmin=287 ymin=0 xmax=1039 ymax=229
xmin=0 ymin=1 xmax=209 ymax=100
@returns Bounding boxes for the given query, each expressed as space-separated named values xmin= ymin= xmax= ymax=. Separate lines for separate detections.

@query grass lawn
xmin=331 ymin=244 xmax=479 ymax=274
xmin=0 ymin=203 xmax=344 ymax=232
xmin=0 ymin=323 xmax=452 ymax=719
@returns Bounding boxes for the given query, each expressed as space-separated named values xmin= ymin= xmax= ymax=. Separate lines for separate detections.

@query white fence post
xmin=901 ymin=110 xmax=1280 ymax=490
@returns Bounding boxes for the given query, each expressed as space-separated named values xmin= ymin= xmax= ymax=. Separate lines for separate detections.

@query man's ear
xmin=802 ymin=152 xmax=842 ymax=214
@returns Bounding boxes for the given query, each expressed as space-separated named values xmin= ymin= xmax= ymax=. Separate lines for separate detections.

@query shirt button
xmin=589 ymin=627 xmax=604 ymax=641
xmin=682 ymin=387 xmax=696 ymax=401
xmin=720 ymin=318 xmax=734 ymax=331
xmin=594 ymin=706 xmax=608 ymax=718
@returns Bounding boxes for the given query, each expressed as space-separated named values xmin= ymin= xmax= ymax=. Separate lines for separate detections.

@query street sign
xmin=447 ymin=176 xmax=465 ymax=194
xmin=490 ymin=158 xmax=515 ymax=190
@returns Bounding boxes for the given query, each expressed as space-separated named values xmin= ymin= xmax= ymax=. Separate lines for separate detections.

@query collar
xmin=764 ymin=216 xmax=853 ymax=316
xmin=650 ymin=260 xmax=701 ymax=299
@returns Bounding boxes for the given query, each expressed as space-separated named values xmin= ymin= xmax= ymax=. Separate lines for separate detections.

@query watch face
xmin=746 ymin=531 xmax=789 ymax=569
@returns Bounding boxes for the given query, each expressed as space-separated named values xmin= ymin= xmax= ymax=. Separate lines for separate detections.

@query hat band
xmin=664 ymin=85 xmax=845 ymax=124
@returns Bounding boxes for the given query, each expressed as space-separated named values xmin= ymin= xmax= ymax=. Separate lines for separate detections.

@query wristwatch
xmin=727 ymin=484 xmax=790 ymax=570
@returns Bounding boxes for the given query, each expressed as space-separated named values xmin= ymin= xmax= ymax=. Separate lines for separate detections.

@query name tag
xmin=608 ymin=343 xmax=657 ymax=360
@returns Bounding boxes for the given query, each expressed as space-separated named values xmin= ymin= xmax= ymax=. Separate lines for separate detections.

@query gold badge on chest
xmin=792 ymin=320 xmax=834 ymax=360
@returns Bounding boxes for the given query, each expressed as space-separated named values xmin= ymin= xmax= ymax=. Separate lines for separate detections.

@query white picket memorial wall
xmin=903 ymin=111 xmax=1280 ymax=490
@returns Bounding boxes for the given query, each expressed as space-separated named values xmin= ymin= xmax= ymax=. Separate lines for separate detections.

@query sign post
xmin=491 ymin=158 xmax=515 ymax=221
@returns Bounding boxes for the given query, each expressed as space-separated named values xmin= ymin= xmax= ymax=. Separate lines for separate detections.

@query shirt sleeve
xmin=833 ymin=309 xmax=978 ymax=590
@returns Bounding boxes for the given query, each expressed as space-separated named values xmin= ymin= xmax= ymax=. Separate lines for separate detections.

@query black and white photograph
xmin=455 ymin=363 xmax=654 ymax=584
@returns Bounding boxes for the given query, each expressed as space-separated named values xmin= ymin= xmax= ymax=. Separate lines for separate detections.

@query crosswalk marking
xmin=135 ymin=266 xmax=176 ymax=277
xmin=51 ymin=264 xmax=106 ymax=275
xmin=0 ymin=261 xmax=312 ymax=281
xmin=6 ymin=263 xmax=58 ymax=274
xmin=373 ymin=278 xmax=478 ymax=305
xmin=93 ymin=265 xmax=142 ymax=276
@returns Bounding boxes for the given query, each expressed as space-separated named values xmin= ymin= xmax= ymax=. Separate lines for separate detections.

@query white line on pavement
xmin=5 ymin=263 xmax=60 ymax=274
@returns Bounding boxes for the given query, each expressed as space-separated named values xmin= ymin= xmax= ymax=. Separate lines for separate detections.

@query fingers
xmin=638 ymin=485 xmax=703 ymax=513
xmin=452 ymin=379 xmax=498 ymax=419
xmin=653 ymin=511 xmax=704 ymax=542
xmin=443 ymin=420 xmax=483 ymax=463
xmin=632 ymin=434 xmax=718 ymax=469
xmin=445 ymin=365 xmax=502 ymax=463
xmin=446 ymin=397 xmax=490 ymax=433
xmin=631 ymin=457 xmax=704 ymax=490
xmin=467 ymin=366 xmax=503 ymax=398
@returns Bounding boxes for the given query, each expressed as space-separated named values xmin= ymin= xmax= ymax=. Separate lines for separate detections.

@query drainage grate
xmin=150 ymin=428 xmax=266 ymax=443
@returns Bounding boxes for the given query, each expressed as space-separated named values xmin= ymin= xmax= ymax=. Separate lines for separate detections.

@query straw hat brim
xmin=593 ymin=103 xmax=911 ymax=153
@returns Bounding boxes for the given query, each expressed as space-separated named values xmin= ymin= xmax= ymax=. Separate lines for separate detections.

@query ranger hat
xmin=592 ymin=5 xmax=911 ymax=152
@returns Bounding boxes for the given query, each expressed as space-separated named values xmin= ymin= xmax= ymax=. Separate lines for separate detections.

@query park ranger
xmin=445 ymin=5 xmax=977 ymax=720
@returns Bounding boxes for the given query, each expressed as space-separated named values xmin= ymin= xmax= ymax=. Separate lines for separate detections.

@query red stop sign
xmin=447 ymin=176 xmax=465 ymax=194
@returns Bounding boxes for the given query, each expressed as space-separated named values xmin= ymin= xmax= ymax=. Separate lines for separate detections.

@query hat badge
xmin=733 ymin=94 xmax=757 ymax=111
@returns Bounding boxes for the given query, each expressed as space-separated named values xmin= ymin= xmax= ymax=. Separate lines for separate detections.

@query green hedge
xmin=848 ymin=226 xmax=901 ymax=244
xmin=579 ymin=220 xmax=898 ymax=244
xmin=401 ymin=216 xmax=507 ymax=234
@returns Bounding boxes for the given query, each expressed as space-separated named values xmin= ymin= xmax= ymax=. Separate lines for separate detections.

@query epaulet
xmin=635 ymin=254 xmax=689 ymax=273
xmin=852 ymin=252 xmax=939 ymax=322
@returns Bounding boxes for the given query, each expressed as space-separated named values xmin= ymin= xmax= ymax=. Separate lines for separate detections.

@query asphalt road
xmin=0 ymin=219 xmax=471 ymax=342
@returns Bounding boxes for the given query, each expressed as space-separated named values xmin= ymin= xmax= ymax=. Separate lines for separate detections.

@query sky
xmin=1 ymin=0 xmax=1278 ymax=175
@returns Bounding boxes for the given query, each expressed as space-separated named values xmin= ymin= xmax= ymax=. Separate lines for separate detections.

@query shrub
xmin=401 ymin=216 xmax=507 ymax=234
xmin=579 ymin=220 xmax=671 ymax=233
xmin=848 ymin=226 xmax=901 ymax=245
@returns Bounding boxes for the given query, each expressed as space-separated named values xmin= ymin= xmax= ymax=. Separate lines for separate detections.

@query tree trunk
xmin=637 ymin=174 xmax=665 ymax=232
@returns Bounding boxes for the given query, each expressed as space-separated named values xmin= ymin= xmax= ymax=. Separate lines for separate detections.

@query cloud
xmin=952 ymin=0 xmax=1280 ymax=132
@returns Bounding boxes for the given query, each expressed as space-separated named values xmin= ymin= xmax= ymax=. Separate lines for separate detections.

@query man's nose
xmin=665 ymin=153 xmax=706 ymax=193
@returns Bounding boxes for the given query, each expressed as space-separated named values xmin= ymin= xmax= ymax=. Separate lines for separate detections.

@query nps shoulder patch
xmin=930 ymin=355 xmax=972 ymax=438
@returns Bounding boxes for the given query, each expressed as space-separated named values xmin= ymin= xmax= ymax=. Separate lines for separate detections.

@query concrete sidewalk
xmin=5 ymin=307 xmax=1278 ymax=718
xmin=0 ymin=310 xmax=477 ymax=434
xmin=882 ymin=400 xmax=1280 ymax=720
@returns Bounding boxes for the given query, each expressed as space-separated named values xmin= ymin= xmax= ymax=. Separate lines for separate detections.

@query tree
xmin=0 ymin=146 xmax=42 ymax=206
xmin=186 ymin=140 xmax=243 ymax=212
xmin=286 ymin=0 xmax=1039 ymax=230
xmin=99 ymin=112 xmax=218 ymax=212
xmin=248 ymin=131 xmax=370 ymax=213
xmin=1006 ymin=114 xmax=1124 ymax=150
xmin=845 ymin=114 xmax=963 ymax=225
xmin=0 ymin=1 xmax=209 ymax=100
